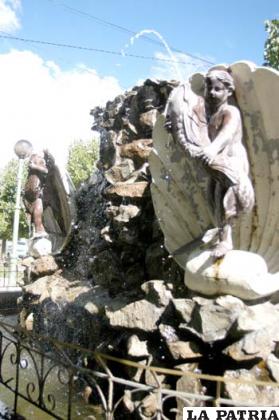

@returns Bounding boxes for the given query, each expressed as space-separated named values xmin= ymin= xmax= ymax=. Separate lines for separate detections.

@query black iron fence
xmin=0 ymin=265 xmax=21 ymax=288
xmin=0 ymin=320 xmax=279 ymax=419
xmin=0 ymin=266 xmax=23 ymax=317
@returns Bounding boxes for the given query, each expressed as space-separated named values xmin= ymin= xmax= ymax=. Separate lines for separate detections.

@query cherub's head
xmin=204 ymin=69 xmax=235 ymax=107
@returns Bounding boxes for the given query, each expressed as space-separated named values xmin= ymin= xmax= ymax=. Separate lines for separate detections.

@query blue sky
xmin=0 ymin=0 xmax=278 ymax=168
xmin=3 ymin=0 xmax=277 ymax=86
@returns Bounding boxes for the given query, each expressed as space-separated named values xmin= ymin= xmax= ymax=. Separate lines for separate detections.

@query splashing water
xmin=121 ymin=29 xmax=184 ymax=81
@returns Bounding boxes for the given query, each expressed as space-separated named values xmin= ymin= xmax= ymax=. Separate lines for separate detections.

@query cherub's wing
xmin=230 ymin=62 xmax=279 ymax=273
xmin=43 ymin=151 xmax=76 ymax=254
xmin=150 ymin=62 xmax=279 ymax=273
xmin=149 ymin=113 xmax=214 ymax=269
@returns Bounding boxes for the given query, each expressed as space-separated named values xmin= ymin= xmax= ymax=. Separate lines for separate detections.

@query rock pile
xmin=20 ymin=78 xmax=279 ymax=408
xmin=69 ymin=78 xmax=183 ymax=292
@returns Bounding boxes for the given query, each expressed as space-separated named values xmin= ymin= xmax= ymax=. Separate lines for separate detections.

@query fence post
xmin=13 ymin=341 xmax=21 ymax=414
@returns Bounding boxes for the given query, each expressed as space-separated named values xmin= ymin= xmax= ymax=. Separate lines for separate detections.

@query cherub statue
xmin=150 ymin=61 xmax=279 ymax=299
xmin=23 ymin=148 xmax=76 ymax=256
xmin=165 ymin=68 xmax=254 ymax=258
xmin=23 ymin=150 xmax=49 ymax=237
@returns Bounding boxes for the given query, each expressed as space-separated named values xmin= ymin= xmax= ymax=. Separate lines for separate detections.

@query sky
xmin=0 ymin=0 xmax=278 ymax=170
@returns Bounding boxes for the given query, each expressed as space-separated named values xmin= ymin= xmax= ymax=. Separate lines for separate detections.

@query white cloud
xmin=0 ymin=49 xmax=123 ymax=170
xmin=0 ymin=0 xmax=21 ymax=32
xmin=150 ymin=51 xmax=213 ymax=82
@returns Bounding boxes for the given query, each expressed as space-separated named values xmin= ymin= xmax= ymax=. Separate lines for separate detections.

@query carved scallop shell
xmin=42 ymin=152 xmax=76 ymax=254
xmin=149 ymin=62 xmax=279 ymax=274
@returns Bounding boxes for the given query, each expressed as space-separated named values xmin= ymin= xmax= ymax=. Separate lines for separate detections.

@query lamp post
xmin=9 ymin=140 xmax=33 ymax=286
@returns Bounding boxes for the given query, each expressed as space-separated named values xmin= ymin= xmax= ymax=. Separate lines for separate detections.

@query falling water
xmin=121 ymin=28 xmax=184 ymax=81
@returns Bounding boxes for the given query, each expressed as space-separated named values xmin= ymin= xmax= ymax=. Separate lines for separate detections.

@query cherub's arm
xmin=197 ymin=106 xmax=240 ymax=165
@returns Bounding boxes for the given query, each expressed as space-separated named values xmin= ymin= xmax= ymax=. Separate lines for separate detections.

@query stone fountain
xmin=20 ymin=62 xmax=279 ymax=410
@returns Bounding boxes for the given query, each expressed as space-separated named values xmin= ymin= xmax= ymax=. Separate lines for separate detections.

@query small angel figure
xmin=23 ymin=150 xmax=54 ymax=238
xmin=165 ymin=69 xmax=255 ymax=257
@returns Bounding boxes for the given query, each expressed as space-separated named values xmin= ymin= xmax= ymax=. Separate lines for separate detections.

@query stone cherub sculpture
xmin=149 ymin=61 xmax=279 ymax=300
xmin=23 ymin=149 xmax=76 ymax=257
xmin=23 ymin=150 xmax=53 ymax=238
xmin=164 ymin=68 xmax=254 ymax=258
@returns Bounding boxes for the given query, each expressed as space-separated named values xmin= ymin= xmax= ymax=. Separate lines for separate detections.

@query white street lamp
xmin=9 ymin=140 xmax=33 ymax=286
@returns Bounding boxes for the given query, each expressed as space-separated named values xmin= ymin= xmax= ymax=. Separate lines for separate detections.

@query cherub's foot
xmin=211 ymin=241 xmax=233 ymax=259
xmin=33 ymin=231 xmax=48 ymax=239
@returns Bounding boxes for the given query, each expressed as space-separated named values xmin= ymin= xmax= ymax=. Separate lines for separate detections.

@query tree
xmin=264 ymin=19 xmax=279 ymax=70
xmin=67 ymin=138 xmax=99 ymax=188
xmin=0 ymin=159 xmax=28 ymax=240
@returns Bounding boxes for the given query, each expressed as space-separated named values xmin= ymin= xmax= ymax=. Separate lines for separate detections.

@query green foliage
xmin=264 ymin=19 xmax=279 ymax=70
xmin=0 ymin=159 xmax=28 ymax=240
xmin=67 ymin=138 xmax=99 ymax=188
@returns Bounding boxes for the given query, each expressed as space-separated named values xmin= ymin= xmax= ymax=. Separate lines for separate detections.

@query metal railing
xmin=0 ymin=264 xmax=23 ymax=288
xmin=0 ymin=320 xmax=279 ymax=419
xmin=0 ymin=269 xmax=17 ymax=288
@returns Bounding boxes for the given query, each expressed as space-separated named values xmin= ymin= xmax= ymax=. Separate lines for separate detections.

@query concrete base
xmin=28 ymin=237 xmax=52 ymax=258
xmin=185 ymin=249 xmax=279 ymax=300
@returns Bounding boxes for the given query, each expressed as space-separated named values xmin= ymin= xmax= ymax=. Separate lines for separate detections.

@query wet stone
xmin=267 ymin=354 xmax=279 ymax=382
xmin=119 ymin=139 xmax=153 ymax=166
xmin=236 ymin=301 xmax=279 ymax=333
xmin=105 ymin=299 xmax=165 ymax=332
xmin=112 ymin=204 xmax=141 ymax=224
xmin=90 ymin=249 xmax=123 ymax=288
xmin=30 ymin=255 xmax=58 ymax=277
xmin=105 ymin=159 xmax=135 ymax=184
xmin=127 ymin=334 xmax=149 ymax=357
xmin=189 ymin=303 xmax=239 ymax=342
xmin=175 ymin=363 xmax=205 ymax=409
xmin=172 ymin=299 xmax=195 ymax=324
xmin=224 ymin=327 xmax=279 ymax=361
xmin=223 ymin=366 xmax=279 ymax=406
xmin=104 ymin=181 xmax=149 ymax=198
xmin=141 ymin=280 xmax=173 ymax=307
xmin=167 ymin=340 xmax=202 ymax=360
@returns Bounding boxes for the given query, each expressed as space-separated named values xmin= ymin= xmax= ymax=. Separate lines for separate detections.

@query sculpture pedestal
xmin=185 ymin=249 xmax=279 ymax=300
xmin=29 ymin=236 xmax=52 ymax=258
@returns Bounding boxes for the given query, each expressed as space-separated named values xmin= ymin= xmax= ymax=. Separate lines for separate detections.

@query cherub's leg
xmin=237 ymin=178 xmax=255 ymax=214
xmin=212 ymin=186 xmax=236 ymax=258
xmin=23 ymin=199 xmax=34 ymax=237
xmin=214 ymin=182 xmax=225 ymax=227
xmin=25 ymin=212 xmax=32 ymax=237
xmin=223 ymin=185 xmax=238 ymax=219
xmin=32 ymin=198 xmax=46 ymax=236
xmin=212 ymin=222 xmax=233 ymax=258
xmin=207 ymin=178 xmax=217 ymax=215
